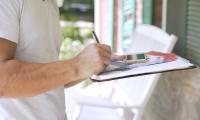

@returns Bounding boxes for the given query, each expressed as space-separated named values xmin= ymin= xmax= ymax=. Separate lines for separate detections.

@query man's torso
xmin=0 ymin=0 xmax=66 ymax=119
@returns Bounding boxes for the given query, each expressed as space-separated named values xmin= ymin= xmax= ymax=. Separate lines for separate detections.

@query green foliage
xmin=59 ymin=38 xmax=84 ymax=60
xmin=59 ymin=8 xmax=94 ymax=22
xmin=61 ymin=26 xmax=84 ymax=43
xmin=59 ymin=8 xmax=79 ymax=21
xmin=59 ymin=0 xmax=94 ymax=22
xmin=59 ymin=25 xmax=93 ymax=60
xmin=63 ymin=0 xmax=93 ymax=4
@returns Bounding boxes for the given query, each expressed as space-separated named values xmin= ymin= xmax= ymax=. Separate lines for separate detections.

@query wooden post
xmin=113 ymin=0 xmax=119 ymax=52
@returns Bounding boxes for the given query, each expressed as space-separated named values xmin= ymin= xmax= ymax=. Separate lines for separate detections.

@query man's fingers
xmin=98 ymin=49 xmax=111 ymax=59
xmin=102 ymin=56 xmax=111 ymax=66
xmin=97 ymin=44 xmax=111 ymax=54
xmin=98 ymin=52 xmax=111 ymax=66
xmin=111 ymin=54 xmax=126 ymax=61
xmin=96 ymin=44 xmax=112 ymax=61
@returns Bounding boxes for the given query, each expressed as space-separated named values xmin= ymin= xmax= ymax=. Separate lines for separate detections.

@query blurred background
xmin=57 ymin=0 xmax=94 ymax=60
xmin=57 ymin=0 xmax=200 ymax=120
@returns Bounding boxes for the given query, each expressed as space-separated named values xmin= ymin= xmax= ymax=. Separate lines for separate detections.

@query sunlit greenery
xmin=58 ymin=0 xmax=94 ymax=21
xmin=59 ymin=25 xmax=93 ymax=60
xmin=59 ymin=38 xmax=84 ymax=60
xmin=58 ymin=0 xmax=93 ymax=61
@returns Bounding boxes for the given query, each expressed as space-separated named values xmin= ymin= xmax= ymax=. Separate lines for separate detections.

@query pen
xmin=92 ymin=31 xmax=100 ymax=43
xmin=92 ymin=31 xmax=126 ymax=66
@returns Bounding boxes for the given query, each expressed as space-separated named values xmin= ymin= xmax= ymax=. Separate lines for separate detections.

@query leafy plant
xmin=59 ymin=25 xmax=93 ymax=59
xmin=61 ymin=26 xmax=84 ymax=43
xmin=59 ymin=38 xmax=84 ymax=60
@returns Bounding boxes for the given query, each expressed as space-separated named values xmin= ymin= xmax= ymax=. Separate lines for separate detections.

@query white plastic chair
xmin=70 ymin=25 xmax=177 ymax=120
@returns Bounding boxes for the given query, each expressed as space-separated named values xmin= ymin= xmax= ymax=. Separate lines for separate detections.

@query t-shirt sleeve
xmin=0 ymin=0 xmax=21 ymax=43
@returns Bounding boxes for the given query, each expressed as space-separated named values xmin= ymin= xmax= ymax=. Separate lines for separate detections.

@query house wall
xmin=165 ymin=0 xmax=187 ymax=57
xmin=142 ymin=0 xmax=200 ymax=119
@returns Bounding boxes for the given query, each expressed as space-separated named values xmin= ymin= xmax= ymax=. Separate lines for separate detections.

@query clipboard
xmin=91 ymin=57 xmax=197 ymax=82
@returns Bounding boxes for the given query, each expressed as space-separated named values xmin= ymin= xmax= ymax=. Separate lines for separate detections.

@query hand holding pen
xmin=92 ymin=31 xmax=126 ymax=66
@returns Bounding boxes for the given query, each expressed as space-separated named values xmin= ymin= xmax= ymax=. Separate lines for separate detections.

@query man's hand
xmin=73 ymin=43 xmax=112 ymax=79
xmin=111 ymin=54 xmax=126 ymax=61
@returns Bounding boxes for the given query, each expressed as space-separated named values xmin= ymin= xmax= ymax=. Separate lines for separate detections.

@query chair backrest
xmin=113 ymin=25 xmax=177 ymax=108
xmin=127 ymin=25 xmax=177 ymax=53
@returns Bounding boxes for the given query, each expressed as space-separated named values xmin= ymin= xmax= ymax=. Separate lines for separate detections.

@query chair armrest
xmin=71 ymin=92 xmax=140 ymax=109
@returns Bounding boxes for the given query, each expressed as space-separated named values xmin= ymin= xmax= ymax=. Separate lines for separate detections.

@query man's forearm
xmin=0 ymin=59 xmax=80 ymax=98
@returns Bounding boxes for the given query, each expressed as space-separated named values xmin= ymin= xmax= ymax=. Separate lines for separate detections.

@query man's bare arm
xmin=0 ymin=38 xmax=112 ymax=98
